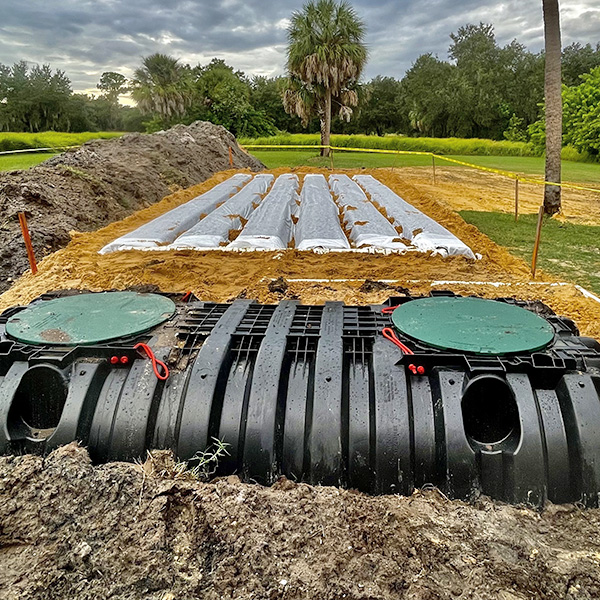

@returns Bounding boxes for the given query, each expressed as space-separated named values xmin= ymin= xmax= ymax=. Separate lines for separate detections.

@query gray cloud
xmin=0 ymin=0 xmax=597 ymax=93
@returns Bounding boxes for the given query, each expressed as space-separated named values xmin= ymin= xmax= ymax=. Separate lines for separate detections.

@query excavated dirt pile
xmin=1 ymin=444 xmax=600 ymax=600
xmin=0 ymin=122 xmax=263 ymax=292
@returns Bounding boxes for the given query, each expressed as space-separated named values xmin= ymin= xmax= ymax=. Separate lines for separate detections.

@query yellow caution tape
xmin=330 ymin=146 xmax=433 ymax=157
xmin=241 ymin=144 xmax=600 ymax=195
xmin=431 ymin=154 xmax=600 ymax=194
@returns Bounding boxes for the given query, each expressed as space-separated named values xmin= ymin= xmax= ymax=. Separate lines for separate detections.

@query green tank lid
xmin=6 ymin=291 xmax=176 ymax=346
xmin=391 ymin=296 xmax=555 ymax=355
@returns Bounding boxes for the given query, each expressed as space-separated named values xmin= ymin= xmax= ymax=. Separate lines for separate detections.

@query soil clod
xmin=268 ymin=276 xmax=289 ymax=294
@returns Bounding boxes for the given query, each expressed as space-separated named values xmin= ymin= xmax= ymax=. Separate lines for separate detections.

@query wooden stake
xmin=432 ymin=155 xmax=437 ymax=185
xmin=329 ymin=147 xmax=334 ymax=169
xmin=228 ymin=146 xmax=233 ymax=167
xmin=531 ymin=205 xmax=544 ymax=279
xmin=18 ymin=212 xmax=37 ymax=275
xmin=514 ymin=178 xmax=519 ymax=221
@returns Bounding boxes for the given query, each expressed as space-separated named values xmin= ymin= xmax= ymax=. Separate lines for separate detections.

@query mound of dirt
xmin=0 ymin=122 xmax=263 ymax=292
xmin=1 ymin=443 xmax=599 ymax=600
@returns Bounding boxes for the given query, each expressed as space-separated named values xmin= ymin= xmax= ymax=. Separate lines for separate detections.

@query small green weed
xmin=140 ymin=438 xmax=231 ymax=483
xmin=58 ymin=164 xmax=103 ymax=186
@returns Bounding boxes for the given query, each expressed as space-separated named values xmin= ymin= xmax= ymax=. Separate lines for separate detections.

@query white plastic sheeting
xmin=228 ymin=174 xmax=299 ymax=250
xmin=98 ymin=173 xmax=251 ymax=254
xmin=329 ymin=174 xmax=407 ymax=251
xmin=353 ymin=175 xmax=476 ymax=259
xmin=99 ymin=172 xmax=477 ymax=257
xmin=170 ymin=174 xmax=274 ymax=249
xmin=295 ymin=174 xmax=350 ymax=251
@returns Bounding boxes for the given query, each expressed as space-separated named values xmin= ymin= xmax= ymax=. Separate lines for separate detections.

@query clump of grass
xmin=160 ymin=166 xmax=187 ymax=189
xmin=115 ymin=196 xmax=132 ymax=209
xmin=560 ymin=145 xmax=594 ymax=163
xmin=140 ymin=438 xmax=230 ymax=482
xmin=240 ymin=133 xmax=541 ymax=158
xmin=58 ymin=164 xmax=102 ymax=186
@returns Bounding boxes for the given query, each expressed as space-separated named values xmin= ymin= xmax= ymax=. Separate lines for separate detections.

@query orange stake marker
xmin=229 ymin=146 xmax=234 ymax=167
xmin=18 ymin=212 xmax=38 ymax=275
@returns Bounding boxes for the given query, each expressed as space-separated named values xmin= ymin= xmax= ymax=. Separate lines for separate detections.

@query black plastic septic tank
xmin=1 ymin=290 xmax=600 ymax=507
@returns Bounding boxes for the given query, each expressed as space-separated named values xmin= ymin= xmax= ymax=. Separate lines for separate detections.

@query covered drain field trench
xmin=98 ymin=172 xmax=476 ymax=257
xmin=2 ymin=164 xmax=600 ymax=599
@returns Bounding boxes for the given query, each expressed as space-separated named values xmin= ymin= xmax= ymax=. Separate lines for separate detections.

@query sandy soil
xmin=398 ymin=166 xmax=600 ymax=225
xmin=2 ymin=166 xmax=598 ymax=340
xmin=2 ymin=444 xmax=600 ymax=600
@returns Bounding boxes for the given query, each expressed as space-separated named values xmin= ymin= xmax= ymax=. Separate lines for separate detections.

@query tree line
xmin=0 ymin=63 xmax=143 ymax=133
xmin=1 ymin=24 xmax=599 ymax=157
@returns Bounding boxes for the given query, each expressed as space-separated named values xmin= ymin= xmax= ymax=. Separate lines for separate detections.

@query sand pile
xmin=0 ymin=122 xmax=263 ymax=292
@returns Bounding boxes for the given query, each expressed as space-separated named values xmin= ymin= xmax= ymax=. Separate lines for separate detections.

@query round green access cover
xmin=6 ymin=292 xmax=176 ymax=346
xmin=391 ymin=296 xmax=555 ymax=355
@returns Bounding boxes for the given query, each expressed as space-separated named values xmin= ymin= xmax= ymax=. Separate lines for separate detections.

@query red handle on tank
xmin=381 ymin=327 xmax=414 ymax=355
xmin=382 ymin=305 xmax=401 ymax=314
xmin=134 ymin=343 xmax=170 ymax=381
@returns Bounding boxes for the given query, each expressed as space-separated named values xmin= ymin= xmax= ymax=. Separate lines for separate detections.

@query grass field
xmin=0 ymin=152 xmax=57 ymax=171
xmin=461 ymin=211 xmax=600 ymax=295
xmin=0 ymin=131 xmax=125 ymax=171
xmin=0 ymin=131 xmax=124 ymax=152
xmin=249 ymin=149 xmax=600 ymax=185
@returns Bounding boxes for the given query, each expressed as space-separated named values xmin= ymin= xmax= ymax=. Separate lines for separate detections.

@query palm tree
xmin=542 ymin=0 xmax=562 ymax=215
xmin=131 ymin=54 xmax=192 ymax=124
xmin=284 ymin=0 xmax=367 ymax=156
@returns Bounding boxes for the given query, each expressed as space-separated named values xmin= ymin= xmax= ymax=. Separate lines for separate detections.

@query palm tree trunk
xmin=320 ymin=88 xmax=332 ymax=157
xmin=543 ymin=0 xmax=562 ymax=215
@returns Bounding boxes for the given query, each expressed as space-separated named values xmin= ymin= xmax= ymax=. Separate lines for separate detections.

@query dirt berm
xmin=1 ymin=444 xmax=599 ymax=600
xmin=0 ymin=122 xmax=263 ymax=292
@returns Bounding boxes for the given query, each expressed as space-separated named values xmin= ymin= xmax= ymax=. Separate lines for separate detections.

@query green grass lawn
xmin=249 ymin=148 xmax=432 ymax=169
xmin=249 ymin=149 xmax=600 ymax=185
xmin=0 ymin=152 xmax=57 ymax=171
xmin=460 ymin=211 xmax=600 ymax=295
xmin=0 ymin=131 xmax=124 ymax=152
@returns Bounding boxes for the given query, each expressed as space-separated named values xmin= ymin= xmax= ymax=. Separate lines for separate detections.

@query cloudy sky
xmin=0 ymin=0 xmax=598 ymax=95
